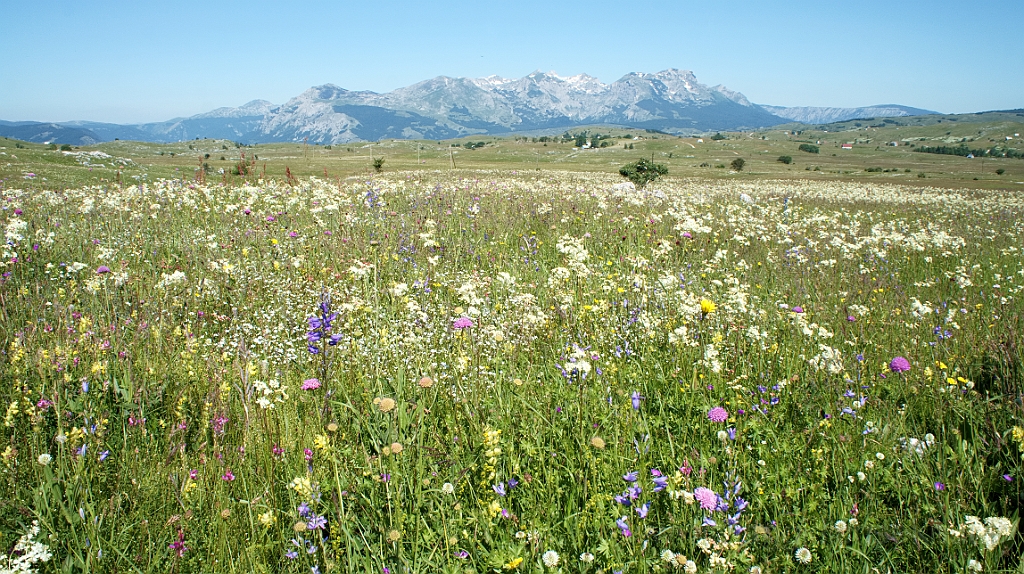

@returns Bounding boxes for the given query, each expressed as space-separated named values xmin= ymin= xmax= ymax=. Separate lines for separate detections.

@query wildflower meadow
xmin=1 ymin=170 xmax=1022 ymax=573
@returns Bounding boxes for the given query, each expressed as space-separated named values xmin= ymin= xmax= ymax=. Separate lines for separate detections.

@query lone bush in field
xmin=799 ymin=143 xmax=820 ymax=154
xmin=619 ymin=157 xmax=668 ymax=188
xmin=777 ymin=155 xmax=793 ymax=164
xmin=731 ymin=158 xmax=745 ymax=171
xmin=372 ymin=156 xmax=385 ymax=173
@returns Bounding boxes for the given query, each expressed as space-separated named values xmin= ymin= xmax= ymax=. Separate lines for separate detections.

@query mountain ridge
xmin=0 ymin=70 xmax=940 ymax=145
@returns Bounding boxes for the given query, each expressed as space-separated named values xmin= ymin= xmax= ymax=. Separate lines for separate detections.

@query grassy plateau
xmin=1 ymin=117 xmax=1023 ymax=573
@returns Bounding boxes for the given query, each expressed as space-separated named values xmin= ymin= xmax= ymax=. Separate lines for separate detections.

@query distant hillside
xmin=760 ymin=104 xmax=938 ymax=124
xmin=0 ymin=121 xmax=102 ymax=145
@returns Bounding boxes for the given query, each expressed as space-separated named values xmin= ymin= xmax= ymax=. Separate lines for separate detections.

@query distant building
xmin=841 ymin=143 xmax=853 ymax=150
xmin=967 ymin=154 xmax=974 ymax=159
xmin=696 ymin=138 xmax=703 ymax=143
xmin=888 ymin=141 xmax=899 ymax=146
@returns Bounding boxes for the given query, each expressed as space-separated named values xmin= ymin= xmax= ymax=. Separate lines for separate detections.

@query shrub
xmin=777 ymin=155 xmax=792 ymax=165
xmin=730 ymin=158 xmax=745 ymax=171
xmin=996 ymin=168 xmax=1005 ymax=175
xmin=798 ymin=144 xmax=820 ymax=154
xmin=618 ymin=158 xmax=668 ymax=188
xmin=60 ymin=144 xmax=73 ymax=151
xmin=711 ymin=132 xmax=727 ymax=141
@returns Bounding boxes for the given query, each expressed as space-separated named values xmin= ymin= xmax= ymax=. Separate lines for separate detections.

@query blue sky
xmin=2 ymin=0 xmax=1022 ymax=123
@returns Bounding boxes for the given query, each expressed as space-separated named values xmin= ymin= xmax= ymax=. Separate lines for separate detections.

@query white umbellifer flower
xmin=37 ymin=453 xmax=52 ymax=466
xmin=542 ymin=550 xmax=560 ymax=568
xmin=834 ymin=520 xmax=848 ymax=534
xmin=684 ymin=560 xmax=698 ymax=574
xmin=441 ymin=482 xmax=455 ymax=495
xmin=968 ymin=559 xmax=983 ymax=572
xmin=579 ymin=552 xmax=594 ymax=563
xmin=0 ymin=520 xmax=52 ymax=571
xmin=661 ymin=549 xmax=675 ymax=563
xmin=795 ymin=547 xmax=812 ymax=564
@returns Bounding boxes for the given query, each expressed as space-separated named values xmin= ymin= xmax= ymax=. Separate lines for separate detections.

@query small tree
xmin=798 ymin=144 xmax=820 ymax=154
xmin=777 ymin=155 xmax=793 ymax=164
xmin=711 ymin=132 xmax=727 ymax=141
xmin=619 ymin=158 xmax=668 ymax=189
xmin=996 ymin=168 xmax=1005 ymax=175
xmin=372 ymin=156 xmax=385 ymax=173
xmin=731 ymin=158 xmax=745 ymax=171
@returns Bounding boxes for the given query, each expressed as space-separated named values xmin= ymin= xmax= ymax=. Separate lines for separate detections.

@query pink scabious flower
xmin=889 ymin=356 xmax=911 ymax=373
xmin=452 ymin=317 xmax=473 ymax=330
xmin=707 ymin=406 xmax=729 ymax=423
xmin=301 ymin=378 xmax=321 ymax=390
xmin=791 ymin=306 xmax=804 ymax=313
xmin=693 ymin=487 xmax=719 ymax=511
xmin=96 ymin=265 xmax=111 ymax=274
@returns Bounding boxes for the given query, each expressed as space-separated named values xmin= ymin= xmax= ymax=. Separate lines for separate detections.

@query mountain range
xmin=0 ymin=69 xmax=939 ymax=145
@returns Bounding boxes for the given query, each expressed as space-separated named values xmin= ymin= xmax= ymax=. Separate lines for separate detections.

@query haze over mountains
xmin=0 ymin=69 xmax=940 ymax=145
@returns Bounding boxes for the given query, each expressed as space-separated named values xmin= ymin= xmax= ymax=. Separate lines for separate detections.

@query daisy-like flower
xmin=795 ymin=547 xmax=812 ymax=564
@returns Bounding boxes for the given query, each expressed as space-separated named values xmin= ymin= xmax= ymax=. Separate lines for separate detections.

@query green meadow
xmin=1 ymin=115 xmax=1023 ymax=573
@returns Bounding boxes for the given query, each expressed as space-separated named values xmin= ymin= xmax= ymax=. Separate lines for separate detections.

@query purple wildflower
xmin=307 ymin=514 xmax=327 ymax=530
xmin=301 ymin=378 xmax=321 ymax=390
xmin=96 ymin=266 xmax=111 ymax=274
xmin=615 ymin=516 xmax=632 ymax=537
xmin=890 ymin=356 xmax=911 ymax=373
xmin=622 ymin=471 xmax=639 ymax=482
xmin=653 ymin=476 xmax=668 ymax=492
xmin=492 ymin=482 xmax=507 ymax=497
xmin=631 ymin=391 xmax=642 ymax=410
xmin=452 ymin=317 xmax=473 ymax=329
xmin=694 ymin=487 xmax=718 ymax=511
xmin=934 ymin=482 xmax=945 ymax=491
xmin=792 ymin=306 xmax=804 ymax=313
xmin=636 ymin=502 xmax=650 ymax=518
xmin=707 ymin=406 xmax=729 ymax=423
